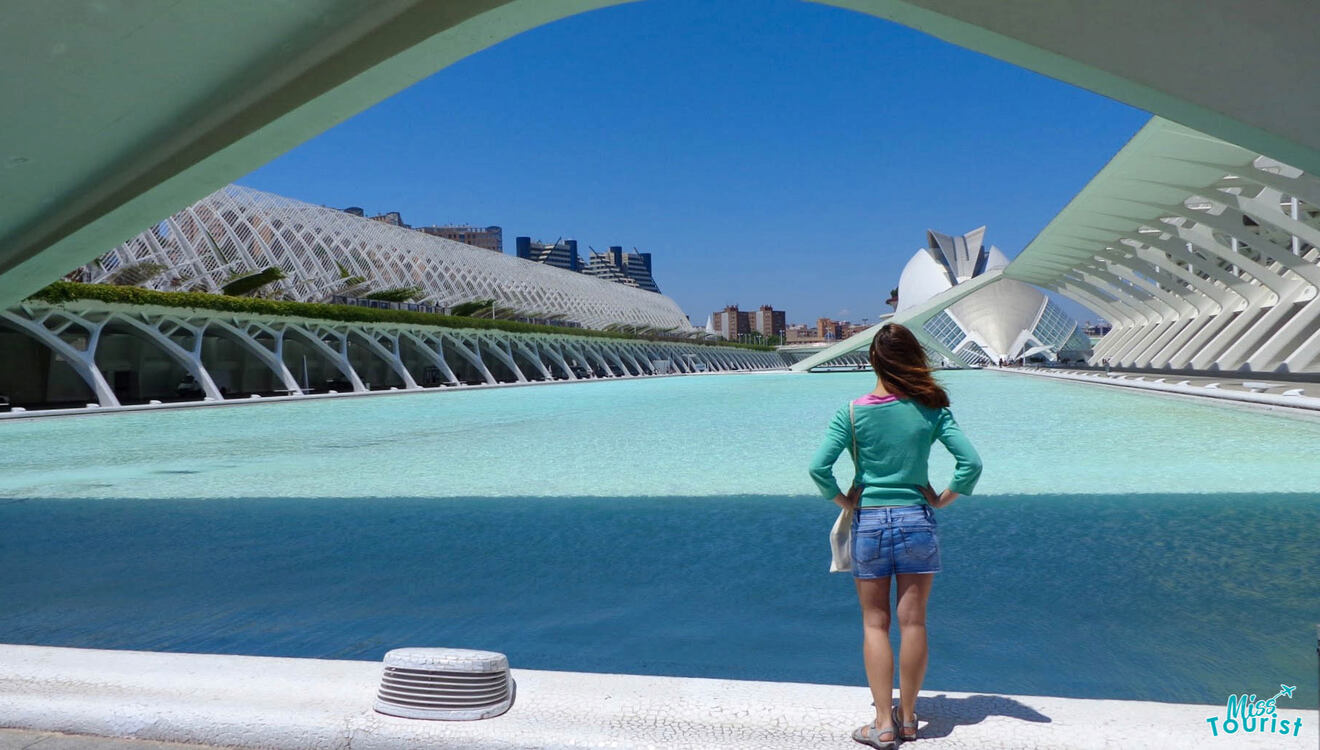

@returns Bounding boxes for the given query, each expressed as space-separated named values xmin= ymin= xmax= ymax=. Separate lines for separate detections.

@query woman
xmin=808 ymin=323 xmax=982 ymax=748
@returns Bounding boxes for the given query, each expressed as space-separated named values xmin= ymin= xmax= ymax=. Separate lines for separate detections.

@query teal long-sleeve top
xmin=808 ymin=398 xmax=983 ymax=506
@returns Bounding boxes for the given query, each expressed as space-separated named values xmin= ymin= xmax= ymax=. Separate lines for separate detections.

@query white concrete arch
xmin=701 ymin=346 xmax=731 ymax=371
xmin=1 ymin=301 xmax=786 ymax=411
xmin=604 ymin=345 xmax=633 ymax=377
xmin=671 ymin=345 xmax=701 ymax=372
xmin=471 ymin=335 xmax=528 ymax=383
xmin=623 ymin=345 xmax=654 ymax=372
xmin=199 ymin=318 xmax=303 ymax=394
xmin=100 ymin=314 xmax=223 ymax=401
xmin=509 ymin=338 xmax=554 ymax=381
xmin=595 ymin=341 xmax=633 ymax=376
xmin=616 ymin=346 xmax=647 ymax=376
xmin=557 ymin=341 xmax=601 ymax=379
xmin=399 ymin=331 xmax=461 ymax=387
xmin=538 ymin=339 xmax=579 ymax=381
xmin=599 ymin=346 xmax=633 ymax=377
xmin=634 ymin=343 xmax=668 ymax=373
xmin=348 ymin=329 xmax=421 ymax=390
xmin=437 ymin=333 xmax=497 ymax=385
xmin=575 ymin=342 xmax=617 ymax=379
xmin=630 ymin=345 xmax=661 ymax=372
xmin=1124 ymin=242 xmax=1236 ymax=313
xmin=281 ymin=324 xmax=367 ymax=392
xmin=0 ymin=309 xmax=119 ymax=407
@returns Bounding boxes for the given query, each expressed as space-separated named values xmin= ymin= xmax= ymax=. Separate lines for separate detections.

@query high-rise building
xmin=750 ymin=304 xmax=786 ymax=339
xmin=817 ymin=318 xmax=845 ymax=342
xmin=582 ymin=247 xmax=632 ymax=287
xmin=784 ymin=324 xmax=816 ymax=343
xmin=621 ymin=248 xmax=659 ymax=293
xmin=349 ymin=207 xmax=502 ymax=252
xmin=583 ymin=246 xmax=660 ymax=293
xmin=369 ymin=211 xmax=407 ymax=228
xmin=515 ymin=237 xmax=580 ymax=272
xmin=418 ymin=225 xmax=503 ymax=253
xmin=512 ymin=237 xmax=663 ymax=294
xmin=711 ymin=305 xmax=749 ymax=340
xmin=710 ymin=304 xmax=786 ymax=340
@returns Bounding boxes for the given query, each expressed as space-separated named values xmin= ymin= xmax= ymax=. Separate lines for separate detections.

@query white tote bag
xmin=829 ymin=404 xmax=861 ymax=573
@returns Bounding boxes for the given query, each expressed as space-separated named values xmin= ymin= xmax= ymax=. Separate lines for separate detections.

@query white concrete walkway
xmin=0 ymin=729 xmax=214 ymax=750
xmin=0 ymin=645 xmax=1312 ymax=749
xmin=991 ymin=366 xmax=1320 ymax=415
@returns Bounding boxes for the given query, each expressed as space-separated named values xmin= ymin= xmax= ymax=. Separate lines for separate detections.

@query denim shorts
xmin=851 ymin=504 xmax=942 ymax=578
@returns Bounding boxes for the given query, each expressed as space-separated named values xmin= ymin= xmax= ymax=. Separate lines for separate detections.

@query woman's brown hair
xmin=868 ymin=323 xmax=950 ymax=409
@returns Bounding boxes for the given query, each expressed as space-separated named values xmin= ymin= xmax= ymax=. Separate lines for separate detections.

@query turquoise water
xmin=1 ymin=371 xmax=1317 ymax=705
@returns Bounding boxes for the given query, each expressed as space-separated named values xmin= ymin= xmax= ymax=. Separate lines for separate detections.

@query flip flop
xmin=852 ymin=721 xmax=898 ymax=749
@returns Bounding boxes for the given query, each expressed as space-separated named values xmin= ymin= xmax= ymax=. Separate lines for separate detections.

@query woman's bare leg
xmin=894 ymin=572 xmax=934 ymax=726
xmin=854 ymin=576 xmax=894 ymax=731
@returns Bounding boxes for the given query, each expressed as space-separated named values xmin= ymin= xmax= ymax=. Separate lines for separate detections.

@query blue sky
xmin=238 ymin=0 xmax=1150 ymax=326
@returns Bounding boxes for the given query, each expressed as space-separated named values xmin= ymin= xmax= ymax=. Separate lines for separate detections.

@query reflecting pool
xmin=1 ymin=371 xmax=1316 ymax=705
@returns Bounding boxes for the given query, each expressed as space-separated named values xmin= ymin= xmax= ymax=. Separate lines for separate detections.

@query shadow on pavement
xmin=913 ymin=693 xmax=1052 ymax=738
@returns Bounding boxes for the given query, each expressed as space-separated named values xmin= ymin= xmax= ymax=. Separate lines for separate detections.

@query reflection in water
xmin=1 ymin=371 xmax=1317 ymax=500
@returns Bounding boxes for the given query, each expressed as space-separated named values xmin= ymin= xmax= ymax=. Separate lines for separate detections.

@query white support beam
xmin=791 ymin=269 xmax=1003 ymax=372
xmin=0 ymin=310 xmax=119 ymax=407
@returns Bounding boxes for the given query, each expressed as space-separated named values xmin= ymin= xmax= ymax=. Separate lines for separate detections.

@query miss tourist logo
xmin=1205 ymin=684 xmax=1302 ymax=737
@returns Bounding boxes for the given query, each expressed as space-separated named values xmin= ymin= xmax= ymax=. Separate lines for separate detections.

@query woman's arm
xmin=919 ymin=483 xmax=958 ymax=508
xmin=808 ymin=407 xmax=852 ymax=502
xmin=933 ymin=408 xmax=982 ymax=499
xmin=930 ymin=487 xmax=960 ymax=508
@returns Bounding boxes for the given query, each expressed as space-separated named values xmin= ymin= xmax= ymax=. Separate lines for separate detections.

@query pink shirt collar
xmin=852 ymin=393 xmax=899 ymax=405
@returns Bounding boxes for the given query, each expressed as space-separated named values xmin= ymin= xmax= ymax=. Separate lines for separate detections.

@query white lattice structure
xmin=80 ymin=186 xmax=695 ymax=332
xmin=0 ymin=299 xmax=783 ymax=409
xmin=1006 ymin=117 xmax=1320 ymax=374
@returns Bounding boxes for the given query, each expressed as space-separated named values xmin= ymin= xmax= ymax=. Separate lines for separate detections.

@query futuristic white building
xmin=1006 ymin=118 xmax=1320 ymax=375
xmin=898 ymin=228 xmax=1093 ymax=366
xmin=76 ymin=186 xmax=696 ymax=332
xmin=0 ymin=184 xmax=796 ymax=411
xmin=0 ymin=295 xmax=783 ymax=410
xmin=795 ymin=117 xmax=1320 ymax=375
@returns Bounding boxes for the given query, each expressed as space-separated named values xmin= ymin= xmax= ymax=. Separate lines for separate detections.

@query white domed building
xmin=898 ymin=227 xmax=1094 ymax=366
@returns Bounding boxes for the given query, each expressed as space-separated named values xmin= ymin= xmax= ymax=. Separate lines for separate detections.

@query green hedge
xmin=27 ymin=282 xmax=776 ymax=351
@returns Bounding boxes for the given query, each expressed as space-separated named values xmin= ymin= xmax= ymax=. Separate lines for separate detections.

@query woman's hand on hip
xmin=832 ymin=492 xmax=853 ymax=510
xmin=929 ymin=489 xmax=959 ymax=509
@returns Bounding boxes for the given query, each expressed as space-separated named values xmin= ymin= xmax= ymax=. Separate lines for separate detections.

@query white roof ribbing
xmin=1004 ymin=118 xmax=1260 ymax=290
xmin=88 ymin=185 xmax=695 ymax=331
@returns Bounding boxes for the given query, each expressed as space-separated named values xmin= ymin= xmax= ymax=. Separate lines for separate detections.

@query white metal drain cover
xmin=374 ymin=647 xmax=515 ymax=720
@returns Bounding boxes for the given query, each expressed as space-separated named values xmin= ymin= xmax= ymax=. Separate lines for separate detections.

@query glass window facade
xmin=956 ymin=340 xmax=993 ymax=366
xmin=1031 ymin=299 xmax=1078 ymax=349
xmin=923 ymin=310 xmax=967 ymax=352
